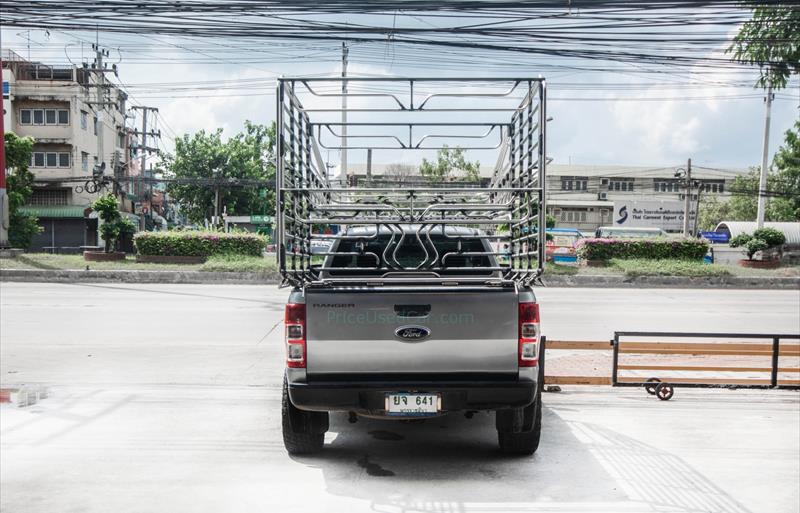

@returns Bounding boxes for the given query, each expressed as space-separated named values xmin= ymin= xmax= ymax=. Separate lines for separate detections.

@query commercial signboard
xmin=612 ymin=200 xmax=696 ymax=232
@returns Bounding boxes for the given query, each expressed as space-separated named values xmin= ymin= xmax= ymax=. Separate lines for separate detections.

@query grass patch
xmin=544 ymin=263 xmax=580 ymax=275
xmin=199 ymin=254 xmax=277 ymax=273
xmin=608 ymin=258 xmax=732 ymax=278
xmin=4 ymin=253 xmax=203 ymax=271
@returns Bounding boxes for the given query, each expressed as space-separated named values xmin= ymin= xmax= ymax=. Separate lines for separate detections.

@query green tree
xmin=164 ymin=121 xmax=276 ymax=225
xmin=770 ymin=120 xmax=800 ymax=219
xmin=700 ymin=124 xmax=800 ymax=229
xmin=4 ymin=132 xmax=41 ymax=248
xmin=697 ymin=195 xmax=732 ymax=232
xmin=92 ymin=193 xmax=136 ymax=253
xmin=419 ymin=146 xmax=480 ymax=182
xmin=728 ymin=5 xmax=800 ymax=89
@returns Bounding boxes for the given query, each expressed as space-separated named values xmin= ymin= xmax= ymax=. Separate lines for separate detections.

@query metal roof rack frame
xmin=276 ymin=77 xmax=547 ymax=288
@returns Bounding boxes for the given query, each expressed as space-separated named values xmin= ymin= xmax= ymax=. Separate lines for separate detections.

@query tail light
xmin=285 ymin=303 xmax=306 ymax=368
xmin=518 ymin=302 xmax=540 ymax=367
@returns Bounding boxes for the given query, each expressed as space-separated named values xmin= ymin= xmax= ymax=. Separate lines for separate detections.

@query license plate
xmin=385 ymin=393 xmax=440 ymax=416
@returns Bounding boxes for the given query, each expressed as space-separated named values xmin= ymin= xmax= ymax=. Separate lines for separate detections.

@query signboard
xmin=612 ymin=200 xmax=696 ymax=231
xmin=700 ymin=231 xmax=729 ymax=243
xmin=250 ymin=215 xmax=274 ymax=225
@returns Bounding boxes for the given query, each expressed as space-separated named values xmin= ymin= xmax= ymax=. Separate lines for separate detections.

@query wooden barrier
xmin=543 ymin=336 xmax=800 ymax=390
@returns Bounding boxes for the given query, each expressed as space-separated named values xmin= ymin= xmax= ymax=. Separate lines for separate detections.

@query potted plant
xmin=729 ymin=227 xmax=786 ymax=269
xmin=84 ymin=194 xmax=137 ymax=262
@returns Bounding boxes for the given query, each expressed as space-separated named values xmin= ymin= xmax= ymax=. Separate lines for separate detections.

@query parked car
xmin=595 ymin=226 xmax=667 ymax=238
xmin=545 ymin=228 xmax=583 ymax=263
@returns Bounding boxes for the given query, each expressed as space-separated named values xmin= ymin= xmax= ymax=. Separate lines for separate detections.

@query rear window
xmin=327 ymin=234 xmax=493 ymax=276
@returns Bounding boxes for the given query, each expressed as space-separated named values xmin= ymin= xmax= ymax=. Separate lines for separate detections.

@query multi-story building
xmin=346 ymin=162 xmax=749 ymax=233
xmin=2 ymin=49 xmax=138 ymax=251
xmin=544 ymin=164 xmax=747 ymax=233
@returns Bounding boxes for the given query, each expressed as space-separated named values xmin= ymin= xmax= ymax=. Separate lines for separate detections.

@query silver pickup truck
xmin=282 ymin=226 xmax=543 ymax=455
xmin=275 ymin=77 xmax=547 ymax=455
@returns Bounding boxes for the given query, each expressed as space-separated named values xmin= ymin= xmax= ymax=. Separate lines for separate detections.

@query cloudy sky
xmin=2 ymin=15 xmax=798 ymax=172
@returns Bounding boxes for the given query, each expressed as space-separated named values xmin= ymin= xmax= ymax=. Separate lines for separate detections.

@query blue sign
xmin=700 ymin=231 xmax=729 ymax=243
xmin=2 ymin=81 xmax=9 ymax=97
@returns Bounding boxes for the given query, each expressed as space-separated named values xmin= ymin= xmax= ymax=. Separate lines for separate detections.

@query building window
xmin=117 ymin=132 xmax=125 ymax=149
xmin=81 ymin=110 xmax=88 ymax=130
xmin=31 ymin=151 xmax=71 ymax=168
xmin=608 ymin=178 xmax=634 ymax=192
xmin=31 ymin=152 xmax=45 ymax=167
xmin=654 ymin=179 xmax=680 ymax=193
xmin=93 ymin=116 xmax=99 ymax=136
xmin=19 ymin=108 xmax=69 ymax=125
xmin=559 ymin=209 xmax=587 ymax=224
xmin=700 ymin=181 xmax=724 ymax=194
xmin=28 ymin=189 xmax=69 ymax=206
xmin=81 ymin=152 xmax=89 ymax=172
xmin=561 ymin=176 xmax=588 ymax=191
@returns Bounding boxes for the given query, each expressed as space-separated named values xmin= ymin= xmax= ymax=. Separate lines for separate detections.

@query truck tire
xmin=497 ymin=394 xmax=541 ymax=455
xmin=282 ymin=376 xmax=327 ymax=455
xmin=498 ymin=353 xmax=544 ymax=456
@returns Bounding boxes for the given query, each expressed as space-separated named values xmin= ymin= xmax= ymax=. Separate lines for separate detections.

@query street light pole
xmin=756 ymin=82 xmax=773 ymax=228
xmin=682 ymin=158 xmax=692 ymax=237
xmin=0 ymin=49 xmax=8 ymax=248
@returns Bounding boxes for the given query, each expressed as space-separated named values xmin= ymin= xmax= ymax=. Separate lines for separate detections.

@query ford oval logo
xmin=395 ymin=325 xmax=431 ymax=341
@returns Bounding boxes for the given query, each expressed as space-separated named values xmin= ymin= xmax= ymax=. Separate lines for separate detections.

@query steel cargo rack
xmin=276 ymin=77 xmax=547 ymax=287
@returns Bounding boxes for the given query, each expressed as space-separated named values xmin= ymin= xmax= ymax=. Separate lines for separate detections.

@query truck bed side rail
xmin=276 ymin=77 xmax=547 ymax=287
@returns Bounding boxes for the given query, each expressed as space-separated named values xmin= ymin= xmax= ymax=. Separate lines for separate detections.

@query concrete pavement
xmin=1 ymin=283 xmax=798 ymax=513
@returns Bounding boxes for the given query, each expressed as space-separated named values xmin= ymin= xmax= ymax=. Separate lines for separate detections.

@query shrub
xmin=743 ymin=238 xmax=770 ymax=259
xmin=752 ymin=227 xmax=786 ymax=247
xmin=134 ymin=231 xmax=267 ymax=257
xmin=729 ymin=228 xmax=786 ymax=260
xmin=576 ymin=238 xmax=709 ymax=261
xmin=92 ymin=194 xmax=134 ymax=253
xmin=728 ymin=233 xmax=752 ymax=248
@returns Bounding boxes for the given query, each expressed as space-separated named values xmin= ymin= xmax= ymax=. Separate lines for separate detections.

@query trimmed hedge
xmin=576 ymin=237 xmax=709 ymax=261
xmin=134 ymin=231 xmax=267 ymax=257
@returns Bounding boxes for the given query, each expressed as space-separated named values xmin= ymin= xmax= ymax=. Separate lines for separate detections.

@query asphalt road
xmin=1 ymin=283 xmax=799 ymax=513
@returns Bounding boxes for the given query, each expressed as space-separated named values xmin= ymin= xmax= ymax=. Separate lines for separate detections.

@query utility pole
xmin=756 ymin=82 xmax=773 ymax=228
xmin=1 ymin=48 xmax=8 ymax=248
xmin=130 ymin=106 xmax=160 ymax=231
xmin=341 ymin=42 xmax=348 ymax=184
xmin=682 ymin=158 xmax=692 ymax=237
xmin=366 ymin=148 xmax=372 ymax=186
xmin=93 ymin=41 xmax=107 ymax=189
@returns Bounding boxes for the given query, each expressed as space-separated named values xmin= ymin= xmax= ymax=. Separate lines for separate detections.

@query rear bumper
xmin=287 ymin=378 xmax=537 ymax=413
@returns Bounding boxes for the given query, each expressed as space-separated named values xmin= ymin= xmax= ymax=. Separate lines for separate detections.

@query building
xmin=345 ymin=162 xmax=749 ymax=233
xmin=544 ymin=164 xmax=748 ymax=233
xmin=2 ymin=49 xmax=139 ymax=251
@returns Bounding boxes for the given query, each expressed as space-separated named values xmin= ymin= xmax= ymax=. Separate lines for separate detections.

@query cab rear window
xmin=328 ymin=234 xmax=493 ymax=276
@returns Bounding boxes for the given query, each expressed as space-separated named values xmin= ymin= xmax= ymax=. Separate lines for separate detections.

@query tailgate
xmin=305 ymin=288 xmax=518 ymax=377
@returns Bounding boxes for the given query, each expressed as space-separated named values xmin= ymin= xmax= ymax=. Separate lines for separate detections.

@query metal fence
xmin=543 ymin=333 xmax=800 ymax=400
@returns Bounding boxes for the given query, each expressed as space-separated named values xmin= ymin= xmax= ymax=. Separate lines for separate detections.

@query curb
xmin=0 ymin=269 xmax=282 ymax=284
xmin=1 ymin=268 xmax=798 ymax=289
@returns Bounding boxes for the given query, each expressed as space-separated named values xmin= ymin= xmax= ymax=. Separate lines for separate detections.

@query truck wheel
xmin=498 ymin=395 xmax=541 ymax=456
xmin=282 ymin=376 xmax=327 ymax=455
xmin=498 ymin=354 xmax=544 ymax=456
